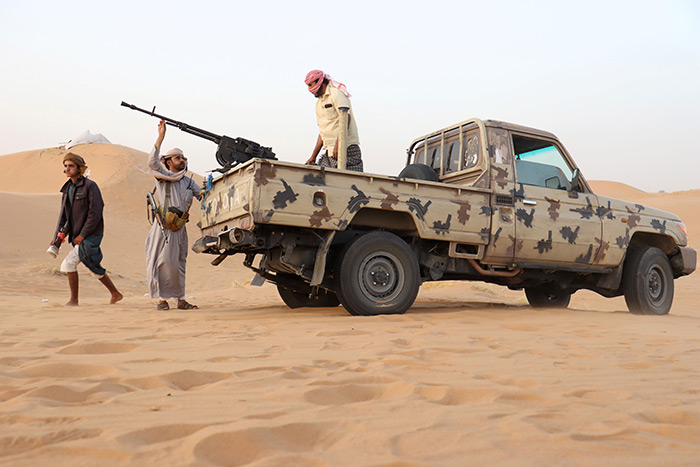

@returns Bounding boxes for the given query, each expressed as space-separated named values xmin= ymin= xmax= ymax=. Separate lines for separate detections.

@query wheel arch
xmin=347 ymin=208 xmax=420 ymax=236
xmin=629 ymin=231 xmax=678 ymax=255
xmin=596 ymin=232 xmax=680 ymax=293
xmin=628 ymin=231 xmax=687 ymax=276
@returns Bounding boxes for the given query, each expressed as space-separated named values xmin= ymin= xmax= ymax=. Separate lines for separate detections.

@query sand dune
xmin=0 ymin=144 xmax=698 ymax=465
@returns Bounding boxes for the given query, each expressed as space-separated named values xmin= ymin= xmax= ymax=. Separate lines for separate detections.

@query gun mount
xmin=121 ymin=101 xmax=276 ymax=171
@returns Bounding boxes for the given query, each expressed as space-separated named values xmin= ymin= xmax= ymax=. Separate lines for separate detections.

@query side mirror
xmin=570 ymin=168 xmax=582 ymax=193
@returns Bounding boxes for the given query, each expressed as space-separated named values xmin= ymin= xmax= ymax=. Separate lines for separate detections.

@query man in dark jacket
xmin=52 ymin=152 xmax=122 ymax=306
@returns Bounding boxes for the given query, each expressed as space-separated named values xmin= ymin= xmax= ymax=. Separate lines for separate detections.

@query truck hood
xmin=596 ymin=195 xmax=681 ymax=222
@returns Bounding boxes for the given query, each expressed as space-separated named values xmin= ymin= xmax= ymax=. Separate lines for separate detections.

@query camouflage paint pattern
xmin=201 ymin=159 xmax=491 ymax=248
xmin=198 ymin=118 xmax=690 ymax=275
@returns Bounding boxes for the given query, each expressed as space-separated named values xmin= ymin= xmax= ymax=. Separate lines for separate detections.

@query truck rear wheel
xmin=525 ymin=287 xmax=571 ymax=308
xmin=622 ymin=247 xmax=674 ymax=315
xmin=335 ymin=232 xmax=420 ymax=316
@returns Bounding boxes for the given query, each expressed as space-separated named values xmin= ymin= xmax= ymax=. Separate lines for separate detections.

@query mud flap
xmin=311 ymin=231 xmax=336 ymax=286
xmin=251 ymin=273 xmax=266 ymax=287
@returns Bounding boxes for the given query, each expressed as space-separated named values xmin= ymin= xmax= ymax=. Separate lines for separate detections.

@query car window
xmin=428 ymin=146 xmax=441 ymax=171
xmin=513 ymin=135 xmax=573 ymax=190
xmin=445 ymin=138 xmax=460 ymax=173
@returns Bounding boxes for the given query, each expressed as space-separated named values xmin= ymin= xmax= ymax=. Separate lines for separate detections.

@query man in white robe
xmin=144 ymin=120 xmax=201 ymax=310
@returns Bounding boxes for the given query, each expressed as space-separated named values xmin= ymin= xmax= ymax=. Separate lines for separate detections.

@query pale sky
xmin=1 ymin=0 xmax=699 ymax=192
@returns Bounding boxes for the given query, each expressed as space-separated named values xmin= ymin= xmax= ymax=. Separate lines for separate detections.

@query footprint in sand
xmin=161 ymin=369 xmax=231 ymax=391
xmin=1 ymin=328 xmax=38 ymax=337
xmin=474 ymin=373 xmax=540 ymax=389
xmin=193 ymin=423 xmax=339 ymax=466
xmin=234 ymin=366 xmax=287 ymax=378
xmin=206 ymin=355 xmax=234 ymax=363
xmin=415 ymin=385 xmax=498 ymax=405
xmin=0 ymin=414 xmax=80 ymax=425
xmin=569 ymin=428 xmax=634 ymax=442
xmin=58 ymin=342 xmax=138 ymax=354
xmin=303 ymin=377 xmax=414 ymax=406
xmin=495 ymin=391 xmax=549 ymax=407
xmin=634 ymin=408 xmax=700 ymax=427
xmin=0 ymin=356 xmax=48 ymax=367
xmin=244 ymin=411 xmax=287 ymax=420
xmin=317 ymin=329 xmax=372 ymax=337
xmin=565 ymin=389 xmax=632 ymax=402
xmin=0 ymin=428 xmax=102 ymax=457
xmin=502 ymin=323 xmax=541 ymax=332
xmin=23 ymin=385 xmax=92 ymax=405
xmin=523 ymin=412 xmax=631 ymax=440
xmin=21 ymin=381 xmax=134 ymax=405
xmin=19 ymin=362 xmax=116 ymax=378
xmin=281 ymin=366 xmax=324 ymax=380
xmin=117 ymin=424 xmax=208 ymax=445
xmin=121 ymin=370 xmax=230 ymax=391
xmin=39 ymin=339 xmax=77 ymax=348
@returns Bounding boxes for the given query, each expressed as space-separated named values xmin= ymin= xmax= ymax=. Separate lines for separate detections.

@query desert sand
xmin=1 ymin=144 xmax=698 ymax=466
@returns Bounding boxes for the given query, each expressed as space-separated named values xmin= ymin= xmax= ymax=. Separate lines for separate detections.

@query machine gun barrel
xmin=121 ymin=101 xmax=276 ymax=170
xmin=121 ymin=101 xmax=221 ymax=144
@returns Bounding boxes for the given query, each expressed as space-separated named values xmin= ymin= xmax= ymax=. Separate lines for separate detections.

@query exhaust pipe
xmin=229 ymin=227 xmax=254 ymax=245
xmin=468 ymin=259 xmax=522 ymax=278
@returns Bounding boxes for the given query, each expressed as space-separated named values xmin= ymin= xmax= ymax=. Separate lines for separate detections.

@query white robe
xmin=145 ymin=146 xmax=201 ymax=299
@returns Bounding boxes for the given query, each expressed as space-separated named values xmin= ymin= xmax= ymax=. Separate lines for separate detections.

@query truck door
xmin=511 ymin=133 xmax=602 ymax=266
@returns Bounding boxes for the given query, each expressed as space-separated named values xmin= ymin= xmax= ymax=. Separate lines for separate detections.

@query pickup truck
xmin=193 ymin=118 xmax=696 ymax=316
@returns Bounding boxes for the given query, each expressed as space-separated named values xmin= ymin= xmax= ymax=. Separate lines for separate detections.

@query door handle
xmin=523 ymin=199 xmax=537 ymax=205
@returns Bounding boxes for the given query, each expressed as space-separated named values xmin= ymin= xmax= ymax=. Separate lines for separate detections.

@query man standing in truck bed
xmin=304 ymin=70 xmax=363 ymax=172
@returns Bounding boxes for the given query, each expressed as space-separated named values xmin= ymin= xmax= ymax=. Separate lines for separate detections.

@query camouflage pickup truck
xmin=193 ymin=118 xmax=696 ymax=316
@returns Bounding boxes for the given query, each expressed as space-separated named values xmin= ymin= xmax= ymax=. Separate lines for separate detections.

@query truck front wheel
xmin=335 ymin=232 xmax=420 ymax=316
xmin=622 ymin=247 xmax=674 ymax=315
xmin=525 ymin=287 xmax=571 ymax=308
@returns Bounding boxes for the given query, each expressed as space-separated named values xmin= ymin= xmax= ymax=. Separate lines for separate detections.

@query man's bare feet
xmin=110 ymin=292 xmax=124 ymax=304
xmin=66 ymin=300 xmax=79 ymax=306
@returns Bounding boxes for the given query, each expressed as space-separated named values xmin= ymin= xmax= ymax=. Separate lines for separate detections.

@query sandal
xmin=157 ymin=301 xmax=169 ymax=310
xmin=177 ymin=300 xmax=199 ymax=310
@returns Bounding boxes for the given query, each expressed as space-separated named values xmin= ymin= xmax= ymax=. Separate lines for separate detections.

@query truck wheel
xmin=525 ymin=287 xmax=571 ymax=308
xmin=622 ymin=247 xmax=674 ymax=315
xmin=335 ymin=232 xmax=420 ymax=316
xmin=276 ymin=278 xmax=340 ymax=309
xmin=398 ymin=164 xmax=439 ymax=182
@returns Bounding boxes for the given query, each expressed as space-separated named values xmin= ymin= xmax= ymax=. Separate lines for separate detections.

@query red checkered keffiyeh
xmin=304 ymin=70 xmax=351 ymax=97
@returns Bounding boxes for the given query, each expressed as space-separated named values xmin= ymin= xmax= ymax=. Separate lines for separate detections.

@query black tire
xmin=525 ymin=286 xmax=572 ymax=308
xmin=398 ymin=163 xmax=439 ymax=182
xmin=276 ymin=280 xmax=340 ymax=309
xmin=335 ymin=232 xmax=420 ymax=316
xmin=622 ymin=247 xmax=674 ymax=315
